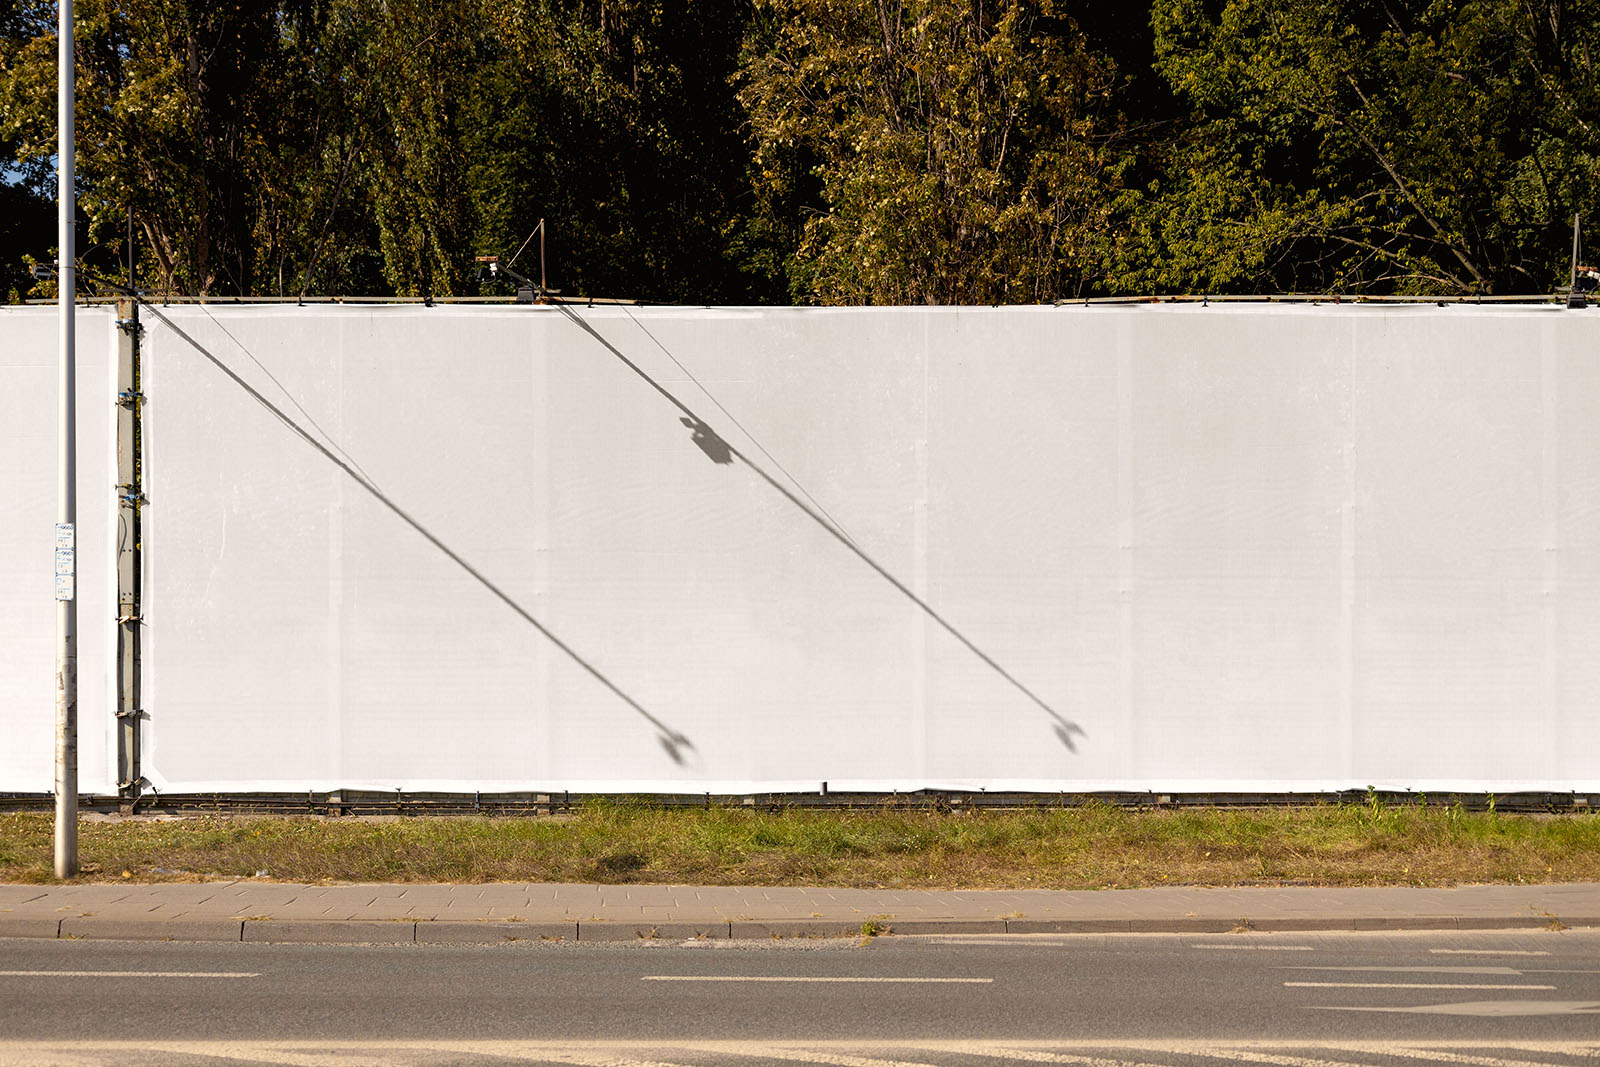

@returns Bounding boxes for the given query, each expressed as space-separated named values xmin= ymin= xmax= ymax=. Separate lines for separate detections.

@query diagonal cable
xmin=191 ymin=301 xmax=383 ymax=490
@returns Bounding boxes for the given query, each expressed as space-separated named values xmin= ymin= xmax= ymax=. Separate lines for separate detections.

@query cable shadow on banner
xmin=141 ymin=303 xmax=697 ymax=768
xmin=562 ymin=302 xmax=1088 ymax=754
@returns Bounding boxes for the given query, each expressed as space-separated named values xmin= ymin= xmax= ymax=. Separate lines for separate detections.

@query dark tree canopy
xmin=1 ymin=0 xmax=1596 ymax=301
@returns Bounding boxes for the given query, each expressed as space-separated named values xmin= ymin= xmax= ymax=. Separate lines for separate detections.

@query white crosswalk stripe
xmin=1174 ymin=1047 xmax=1378 ymax=1067
xmin=697 ymin=1045 xmax=952 ymax=1067
xmin=1389 ymin=1050 xmax=1594 ymax=1067
xmin=974 ymin=1052 xmax=1174 ymax=1067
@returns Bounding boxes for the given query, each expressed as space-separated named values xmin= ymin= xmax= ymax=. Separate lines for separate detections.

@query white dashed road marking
xmin=642 ymin=975 xmax=993 ymax=983
xmin=0 ymin=971 xmax=259 ymax=979
xmin=1317 ymin=1000 xmax=1600 ymax=1016
xmin=1284 ymin=982 xmax=1555 ymax=990
xmin=1284 ymin=967 xmax=1523 ymax=975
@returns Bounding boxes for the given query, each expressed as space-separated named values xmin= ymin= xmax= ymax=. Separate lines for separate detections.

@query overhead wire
xmin=191 ymin=301 xmax=384 ymax=491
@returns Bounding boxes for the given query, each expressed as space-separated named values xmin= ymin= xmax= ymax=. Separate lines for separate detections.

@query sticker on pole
xmin=54 ymin=522 xmax=74 ymax=601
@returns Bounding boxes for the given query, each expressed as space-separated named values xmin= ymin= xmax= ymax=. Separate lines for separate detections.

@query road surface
xmin=0 ymin=928 xmax=1595 ymax=1064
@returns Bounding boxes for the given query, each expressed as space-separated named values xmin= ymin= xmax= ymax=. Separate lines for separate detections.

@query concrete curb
xmin=0 ymin=917 xmax=61 ymax=939
xmin=60 ymin=918 xmax=244 ymax=942
xmin=416 ymin=921 xmax=573 ymax=943
xmin=577 ymin=922 xmax=729 ymax=942
xmin=728 ymin=920 xmax=862 ymax=939
xmin=241 ymin=920 xmax=416 ymax=943
xmin=4 ymin=914 xmax=1594 ymax=944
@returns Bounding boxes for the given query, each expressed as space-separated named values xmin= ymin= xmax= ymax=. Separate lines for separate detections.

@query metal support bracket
xmin=115 ymin=298 xmax=144 ymax=808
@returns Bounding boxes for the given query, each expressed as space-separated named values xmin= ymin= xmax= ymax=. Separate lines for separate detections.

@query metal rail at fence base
xmin=1 ymin=789 xmax=1595 ymax=816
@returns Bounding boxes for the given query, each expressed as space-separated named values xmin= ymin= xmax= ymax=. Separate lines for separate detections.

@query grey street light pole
xmin=55 ymin=0 xmax=78 ymax=879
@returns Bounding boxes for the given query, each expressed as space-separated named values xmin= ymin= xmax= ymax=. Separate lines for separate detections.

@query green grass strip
xmin=2 ymin=801 xmax=1596 ymax=887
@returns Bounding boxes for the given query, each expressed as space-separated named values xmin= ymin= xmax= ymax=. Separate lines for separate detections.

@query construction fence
xmin=2 ymin=301 xmax=1598 ymax=798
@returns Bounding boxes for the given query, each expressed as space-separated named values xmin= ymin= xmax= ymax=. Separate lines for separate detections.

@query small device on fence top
xmin=475 ymin=254 xmax=538 ymax=304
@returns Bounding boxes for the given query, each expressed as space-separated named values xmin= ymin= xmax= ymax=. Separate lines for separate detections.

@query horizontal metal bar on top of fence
xmin=1 ymin=790 xmax=1594 ymax=816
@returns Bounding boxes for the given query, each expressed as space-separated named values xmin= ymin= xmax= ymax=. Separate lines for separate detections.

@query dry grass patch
xmin=1 ymin=800 xmax=1596 ymax=887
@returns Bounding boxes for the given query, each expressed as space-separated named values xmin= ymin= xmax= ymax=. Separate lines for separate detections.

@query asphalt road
xmin=0 ymin=929 xmax=1595 ymax=1065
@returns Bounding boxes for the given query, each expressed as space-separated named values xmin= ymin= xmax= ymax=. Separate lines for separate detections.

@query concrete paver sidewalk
xmin=0 ymin=881 xmax=1595 ymax=943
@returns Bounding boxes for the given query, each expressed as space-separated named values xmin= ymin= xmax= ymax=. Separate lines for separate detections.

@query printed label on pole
xmin=54 ymin=522 xmax=74 ymax=601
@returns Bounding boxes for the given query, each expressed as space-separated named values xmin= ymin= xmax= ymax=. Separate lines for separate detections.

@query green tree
xmin=350 ymin=0 xmax=484 ymax=297
xmin=1125 ymin=0 xmax=1600 ymax=295
xmin=479 ymin=0 xmax=761 ymax=302
xmin=738 ymin=0 xmax=1133 ymax=304
xmin=0 ymin=171 xmax=51 ymax=303
xmin=0 ymin=0 xmax=386 ymax=298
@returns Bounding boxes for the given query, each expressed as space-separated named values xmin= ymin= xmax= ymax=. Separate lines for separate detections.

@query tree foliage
xmin=1124 ymin=0 xmax=1600 ymax=294
xmin=1 ymin=0 xmax=1597 ymax=302
xmin=739 ymin=0 xmax=1132 ymax=303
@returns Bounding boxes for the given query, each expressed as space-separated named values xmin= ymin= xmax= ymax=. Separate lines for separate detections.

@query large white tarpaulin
xmin=5 ymin=302 xmax=1599 ymax=794
xmin=0 ymin=306 xmax=118 ymax=794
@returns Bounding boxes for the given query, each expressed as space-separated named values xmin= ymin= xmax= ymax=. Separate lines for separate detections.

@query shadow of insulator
xmin=658 ymin=732 xmax=696 ymax=766
xmin=1053 ymin=721 xmax=1086 ymax=753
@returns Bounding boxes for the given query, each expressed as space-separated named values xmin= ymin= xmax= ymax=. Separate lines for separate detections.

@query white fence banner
xmin=5 ymin=302 xmax=1598 ymax=794
xmin=0 ymin=306 xmax=118 ymax=793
